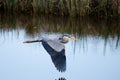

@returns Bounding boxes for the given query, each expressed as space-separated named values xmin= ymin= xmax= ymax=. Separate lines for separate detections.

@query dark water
xmin=0 ymin=14 xmax=120 ymax=80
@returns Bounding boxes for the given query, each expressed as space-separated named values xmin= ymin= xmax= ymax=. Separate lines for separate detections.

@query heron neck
xmin=24 ymin=40 xmax=41 ymax=43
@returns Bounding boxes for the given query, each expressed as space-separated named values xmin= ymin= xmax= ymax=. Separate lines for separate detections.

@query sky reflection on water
xmin=0 ymin=15 xmax=120 ymax=80
xmin=0 ymin=30 xmax=120 ymax=80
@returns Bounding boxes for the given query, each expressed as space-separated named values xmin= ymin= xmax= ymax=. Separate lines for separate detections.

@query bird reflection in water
xmin=55 ymin=77 xmax=66 ymax=80
xmin=24 ymin=34 xmax=76 ymax=72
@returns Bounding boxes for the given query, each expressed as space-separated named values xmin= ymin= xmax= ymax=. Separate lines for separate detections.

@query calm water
xmin=0 ymin=15 xmax=120 ymax=80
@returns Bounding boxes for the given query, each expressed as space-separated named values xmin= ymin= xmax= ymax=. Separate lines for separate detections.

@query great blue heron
xmin=24 ymin=34 xmax=76 ymax=72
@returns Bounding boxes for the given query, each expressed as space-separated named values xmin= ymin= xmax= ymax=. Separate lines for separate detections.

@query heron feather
xmin=46 ymin=39 xmax=65 ymax=52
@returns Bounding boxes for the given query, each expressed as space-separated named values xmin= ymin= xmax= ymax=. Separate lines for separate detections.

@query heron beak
xmin=70 ymin=36 xmax=77 ymax=40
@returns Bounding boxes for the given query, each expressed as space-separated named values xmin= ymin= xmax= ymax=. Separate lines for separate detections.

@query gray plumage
xmin=24 ymin=34 xmax=76 ymax=72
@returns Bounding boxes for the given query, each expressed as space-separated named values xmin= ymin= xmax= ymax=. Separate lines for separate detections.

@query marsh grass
xmin=0 ymin=0 xmax=120 ymax=17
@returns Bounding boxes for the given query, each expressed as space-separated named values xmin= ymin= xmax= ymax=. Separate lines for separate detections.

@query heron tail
xmin=23 ymin=40 xmax=42 ymax=43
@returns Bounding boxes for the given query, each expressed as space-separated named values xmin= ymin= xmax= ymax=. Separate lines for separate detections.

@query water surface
xmin=0 ymin=15 xmax=120 ymax=80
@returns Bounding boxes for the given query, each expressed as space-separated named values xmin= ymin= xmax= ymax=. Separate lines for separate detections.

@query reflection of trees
xmin=0 ymin=14 xmax=120 ymax=47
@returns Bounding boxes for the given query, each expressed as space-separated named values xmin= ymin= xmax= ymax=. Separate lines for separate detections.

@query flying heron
xmin=24 ymin=34 xmax=76 ymax=72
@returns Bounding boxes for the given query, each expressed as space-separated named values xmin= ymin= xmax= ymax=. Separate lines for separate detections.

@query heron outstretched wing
xmin=41 ymin=40 xmax=66 ymax=72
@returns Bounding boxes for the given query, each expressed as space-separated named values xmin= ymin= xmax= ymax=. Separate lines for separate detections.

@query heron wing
xmin=41 ymin=40 xmax=66 ymax=72
xmin=45 ymin=39 xmax=65 ymax=52
xmin=50 ymin=49 xmax=66 ymax=72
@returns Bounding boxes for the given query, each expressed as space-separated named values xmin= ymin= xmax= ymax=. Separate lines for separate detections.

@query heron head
xmin=59 ymin=35 xmax=77 ymax=43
